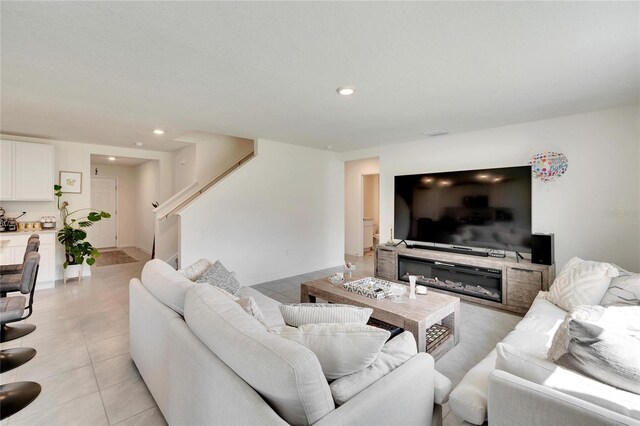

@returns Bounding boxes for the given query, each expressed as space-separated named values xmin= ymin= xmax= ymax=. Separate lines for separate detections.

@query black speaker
xmin=531 ymin=233 xmax=554 ymax=265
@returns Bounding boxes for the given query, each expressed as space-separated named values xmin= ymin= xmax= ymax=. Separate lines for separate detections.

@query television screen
xmin=394 ymin=166 xmax=532 ymax=252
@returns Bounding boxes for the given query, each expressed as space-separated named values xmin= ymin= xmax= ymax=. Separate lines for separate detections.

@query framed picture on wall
xmin=59 ymin=171 xmax=82 ymax=193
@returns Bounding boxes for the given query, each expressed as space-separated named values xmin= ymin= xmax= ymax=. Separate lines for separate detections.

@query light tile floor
xmin=1 ymin=250 xmax=518 ymax=425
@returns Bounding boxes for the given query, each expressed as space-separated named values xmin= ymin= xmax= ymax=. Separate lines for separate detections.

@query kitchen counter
xmin=0 ymin=229 xmax=58 ymax=234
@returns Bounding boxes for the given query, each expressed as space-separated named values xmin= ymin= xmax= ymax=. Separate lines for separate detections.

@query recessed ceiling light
xmin=153 ymin=129 xmax=165 ymax=135
xmin=477 ymin=174 xmax=489 ymax=180
xmin=133 ymin=142 xmax=144 ymax=147
xmin=424 ymin=129 xmax=449 ymax=137
xmin=336 ymin=86 xmax=355 ymax=96
xmin=107 ymin=156 xmax=116 ymax=161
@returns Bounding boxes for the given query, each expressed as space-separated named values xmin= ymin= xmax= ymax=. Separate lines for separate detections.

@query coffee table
xmin=300 ymin=273 xmax=460 ymax=360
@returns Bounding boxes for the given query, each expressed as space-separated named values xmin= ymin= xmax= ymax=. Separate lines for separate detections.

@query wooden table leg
xmin=300 ymin=284 xmax=316 ymax=303
xmin=404 ymin=319 xmax=427 ymax=353
xmin=441 ymin=301 xmax=460 ymax=345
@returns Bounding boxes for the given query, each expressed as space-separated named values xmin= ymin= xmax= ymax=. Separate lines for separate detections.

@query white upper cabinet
xmin=0 ymin=140 xmax=54 ymax=201
xmin=0 ymin=140 xmax=14 ymax=200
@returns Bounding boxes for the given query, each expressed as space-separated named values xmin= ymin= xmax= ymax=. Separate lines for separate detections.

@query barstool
xmin=0 ymin=252 xmax=39 ymax=342
xmin=0 ymin=235 xmax=40 ymax=297
xmin=0 ymin=381 xmax=42 ymax=420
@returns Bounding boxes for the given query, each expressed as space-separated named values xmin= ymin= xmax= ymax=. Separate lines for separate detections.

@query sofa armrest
xmin=315 ymin=353 xmax=436 ymax=426
xmin=434 ymin=371 xmax=452 ymax=404
xmin=488 ymin=370 xmax=640 ymax=426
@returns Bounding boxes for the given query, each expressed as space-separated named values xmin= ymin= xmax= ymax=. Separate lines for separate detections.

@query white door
xmin=90 ymin=177 xmax=117 ymax=248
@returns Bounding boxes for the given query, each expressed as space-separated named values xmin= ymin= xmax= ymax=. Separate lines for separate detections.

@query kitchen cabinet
xmin=0 ymin=231 xmax=56 ymax=284
xmin=0 ymin=140 xmax=54 ymax=201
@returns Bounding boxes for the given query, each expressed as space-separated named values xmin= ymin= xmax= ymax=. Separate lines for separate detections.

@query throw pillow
xmin=547 ymin=305 xmax=605 ymax=362
xmin=496 ymin=343 xmax=640 ymax=420
xmin=178 ymin=258 xmax=213 ymax=281
xmin=280 ymin=303 xmax=373 ymax=327
xmin=272 ymin=323 xmax=390 ymax=380
xmin=196 ymin=260 xmax=241 ymax=296
xmin=330 ymin=331 xmax=417 ymax=404
xmin=557 ymin=319 xmax=640 ymax=395
xmin=547 ymin=257 xmax=619 ymax=311
xmin=600 ymin=273 xmax=640 ymax=307
xmin=236 ymin=297 xmax=267 ymax=327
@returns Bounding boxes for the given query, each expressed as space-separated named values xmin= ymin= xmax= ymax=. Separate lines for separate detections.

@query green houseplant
xmin=54 ymin=185 xmax=111 ymax=268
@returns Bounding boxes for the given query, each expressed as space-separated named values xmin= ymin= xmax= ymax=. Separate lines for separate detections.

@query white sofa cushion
xmin=273 ymin=323 xmax=390 ymax=380
xmin=141 ymin=259 xmax=194 ymax=315
xmin=280 ymin=303 xmax=373 ymax=327
xmin=449 ymin=294 xmax=567 ymax=425
xmin=184 ymin=284 xmax=334 ymax=426
xmin=547 ymin=257 xmax=619 ymax=311
xmin=178 ymin=258 xmax=213 ymax=281
xmin=329 ymin=331 xmax=417 ymax=405
xmin=496 ymin=343 xmax=640 ymax=420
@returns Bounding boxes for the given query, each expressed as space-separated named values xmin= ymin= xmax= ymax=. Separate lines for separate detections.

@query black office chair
xmin=0 ymin=381 xmax=42 ymax=420
xmin=0 ymin=235 xmax=40 ymax=297
xmin=0 ymin=252 xmax=39 ymax=342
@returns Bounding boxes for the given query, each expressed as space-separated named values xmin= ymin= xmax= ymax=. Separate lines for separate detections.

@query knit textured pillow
xmin=547 ymin=257 xmax=619 ymax=311
xmin=196 ymin=260 xmax=241 ymax=296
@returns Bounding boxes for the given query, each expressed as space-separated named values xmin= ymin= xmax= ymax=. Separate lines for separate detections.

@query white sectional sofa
xmin=130 ymin=259 xmax=451 ymax=425
xmin=449 ymin=293 xmax=640 ymax=426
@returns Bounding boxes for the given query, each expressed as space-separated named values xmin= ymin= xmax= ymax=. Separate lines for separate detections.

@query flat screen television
xmin=394 ymin=166 xmax=532 ymax=253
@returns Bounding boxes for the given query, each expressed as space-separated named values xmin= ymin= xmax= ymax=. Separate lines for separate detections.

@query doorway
xmin=90 ymin=177 xmax=117 ymax=248
xmin=362 ymin=174 xmax=380 ymax=256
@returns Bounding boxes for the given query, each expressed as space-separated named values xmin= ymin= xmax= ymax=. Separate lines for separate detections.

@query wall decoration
xmin=59 ymin=171 xmax=83 ymax=193
xmin=529 ymin=152 xmax=568 ymax=183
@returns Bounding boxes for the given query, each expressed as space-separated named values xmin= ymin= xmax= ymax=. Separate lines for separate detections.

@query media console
xmin=375 ymin=245 xmax=555 ymax=314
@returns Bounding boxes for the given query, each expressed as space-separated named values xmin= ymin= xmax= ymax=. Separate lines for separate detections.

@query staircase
xmin=152 ymin=149 xmax=255 ymax=266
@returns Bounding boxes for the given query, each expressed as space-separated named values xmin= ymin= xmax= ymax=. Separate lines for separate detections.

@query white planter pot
xmin=64 ymin=264 xmax=84 ymax=284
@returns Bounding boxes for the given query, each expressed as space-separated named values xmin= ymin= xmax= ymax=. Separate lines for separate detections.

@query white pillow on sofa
xmin=330 ymin=331 xmax=417 ymax=404
xmin=280 ymin=303 xmax=373 ymax=327
xmin=178 ymin=258 xmax=213 ymax=281
xmin=273 ymin=323 xmax=390 ymax=380
xmin=547 ymin=257 xmax=619 ymax=311
xmin=497 ymin=343 xmax=640 ymax=420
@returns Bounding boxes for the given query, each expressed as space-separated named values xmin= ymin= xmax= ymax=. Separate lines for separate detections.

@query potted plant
xmin=54 ymin=185 xmax=111 ymax=277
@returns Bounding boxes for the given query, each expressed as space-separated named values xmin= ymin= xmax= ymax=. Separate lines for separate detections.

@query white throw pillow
xmin=273 ymin=323 xmax=390 ymax=380
xmin=497 ymin=343 xmax=640 ymax=420
xmin=178 ymin=258 xmax=213 ymax=281
xmin=547 ymin=257 xmax=618 ymax=311
xmin=280 ymin=303 xmax=373 ymax=327
xmin=235 ymin=297 xmax=267 ymax=327
xmin=330 ymin=331 xmax=417 ymax=404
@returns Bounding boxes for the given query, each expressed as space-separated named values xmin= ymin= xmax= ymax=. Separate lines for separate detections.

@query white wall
xmin=344 ymin=158 xmax=379 ymax=256
xmin=0 ymin=134 xmax=174 ymax=280
xmin=342 ymin=105 xmax=640 ymax=271
xmin=180 ymin=139 xmax=344 ymax=286
xmin=90 ymin=163 xmax=137 ymax=247
xmin=134 ymin=160 xmax=162 ymax=254
xmin=173 ymin=132 xmax=254 ymax=193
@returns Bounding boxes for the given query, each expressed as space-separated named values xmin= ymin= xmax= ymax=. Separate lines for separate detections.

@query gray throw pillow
xmin=196 ymin=261 xmax=241 ymax=296
xmin=600 ymin=273 xmax=640 ymax=307
xmin=557 ymin=319 xmax=640 ymax=395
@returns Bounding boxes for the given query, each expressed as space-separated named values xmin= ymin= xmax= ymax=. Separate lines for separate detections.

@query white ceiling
xmin=1 ymin=2 xmax=638 ymax=152
xmin=90 ymin=154 xmax=150 ymax=167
